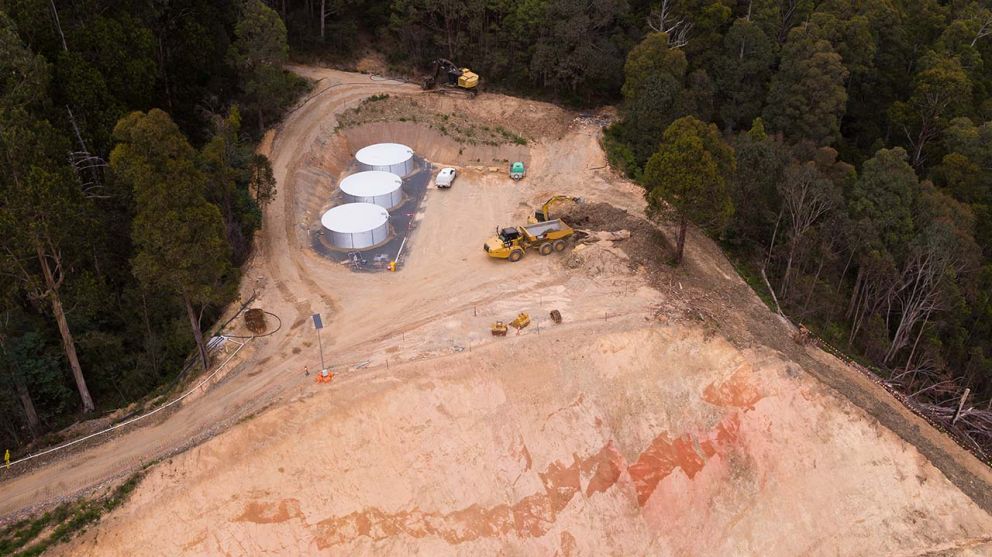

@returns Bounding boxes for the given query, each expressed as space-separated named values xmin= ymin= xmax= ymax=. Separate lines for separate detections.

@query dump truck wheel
xmin=508 ymin=249 xmax=524 ymax=262
xmin=553 ymin=240 xmax=567 ymax=252
xmin=539 ymin=243 xmax=553 ymax=255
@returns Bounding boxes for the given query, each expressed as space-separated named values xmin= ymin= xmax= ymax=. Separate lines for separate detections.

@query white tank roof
xmin=339 ymin=171 xmax=402 ymax=197
xmin=321 ymin=203 xmax=389 ymax=233
xmin=355 ymin=143 xmax=413 ymax=167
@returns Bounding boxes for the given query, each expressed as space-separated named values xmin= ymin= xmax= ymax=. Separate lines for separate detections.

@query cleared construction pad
xmin=38 ymin=68 xmax=992 ymax=557
xmin=59 ymin=324 xmax=992 ymax=555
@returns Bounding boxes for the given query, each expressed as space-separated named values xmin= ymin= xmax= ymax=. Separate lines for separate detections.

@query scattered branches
xmin=66 ymin=106 xmax=110 ymax=199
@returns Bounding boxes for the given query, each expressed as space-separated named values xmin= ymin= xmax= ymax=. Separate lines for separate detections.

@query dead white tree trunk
xmin=35 ymin=239 xmax=95 ymax=412
xmin=779 ymin=162 xmax=835 ymax=298
xmin=320 ymin=0 xmax=326 ymax=41
xmin=647 ymin=0 xmax=692 ymax=48
xmin=182 ymin=293 xmax=210 ymax=372
xmin=970 ymin=13 xmax=992 ymax=47
xmin=953 ymin=388 xmax=971 ymax=424
xmin=49 ymin=0 xmax=68 ymax=51
xmin=883 ymin=235 xmax=958 ymax=365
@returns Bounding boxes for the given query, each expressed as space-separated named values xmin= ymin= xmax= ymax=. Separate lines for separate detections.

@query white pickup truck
xmin=435 ymin=167 xmax=457 ymax=188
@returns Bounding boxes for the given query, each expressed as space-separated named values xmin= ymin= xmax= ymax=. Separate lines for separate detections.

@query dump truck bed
xmin=522 ymin=219 xmax=570 ymax=238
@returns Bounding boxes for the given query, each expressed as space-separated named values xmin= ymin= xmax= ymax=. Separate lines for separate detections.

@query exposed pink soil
xmin=6 ymin=65 xmax=988 ymax=556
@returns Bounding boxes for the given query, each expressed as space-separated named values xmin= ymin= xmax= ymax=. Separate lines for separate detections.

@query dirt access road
xmin=4 ymin=66 xmax=992 ymax=555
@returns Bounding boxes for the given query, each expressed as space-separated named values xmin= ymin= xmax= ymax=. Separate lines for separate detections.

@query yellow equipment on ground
xmin=510 ymin=313 xmax=531 ymax=330
xmin=491 ymin=321 xmax=508 ymax=336
xmin=423 ymin=58 xmax=479 ymax=96
xmin=484 ymin=220 xmax=574 ymax=262
xmin=528 ymin=195 xmax=581 ymax=224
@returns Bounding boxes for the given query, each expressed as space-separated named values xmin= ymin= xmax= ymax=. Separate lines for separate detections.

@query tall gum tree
xmin=229 ymin=0 xmax=294 ymax=130
xmin=763 ymin=26 xmax=849 ymax=145
xmin=109 ymin=109 xmax=233 ymax=372
xmin=0 ymin=13 xmax=95 ymax=412
xmin=642 ymin=116 xmax=736 ymax=265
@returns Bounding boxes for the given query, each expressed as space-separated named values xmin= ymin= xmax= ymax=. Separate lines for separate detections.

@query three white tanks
xmin=321 ymin=143 xmax=415 ymax=251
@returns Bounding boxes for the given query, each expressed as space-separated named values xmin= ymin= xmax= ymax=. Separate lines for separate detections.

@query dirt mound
xmin=562 ymin=202 xmax=672 ymax=279
xmin=338 ymin=95 xmax=530 ymax=147
xmin=340 ymin=122 xmax=527 ymax=167
xmin=426 ymin=91 xmax=574 ymax=141
xmin=564 ymin=242 xmax=635 ymax=277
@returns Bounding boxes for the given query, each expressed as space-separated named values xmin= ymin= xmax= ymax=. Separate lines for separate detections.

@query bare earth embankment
xmin=4 ymin=67 xmax=991 ymax=555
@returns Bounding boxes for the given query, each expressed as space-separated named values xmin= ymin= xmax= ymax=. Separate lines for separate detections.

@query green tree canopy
xmin=616 ymin=32 xmax=690 ymax=169
xmin=728 ymin=119 xmax=789 ymax=242
xmin=889 ymin=54 xmax=972 ymax=169
xmin=621 ymin=32 xmax=687 ymax=101
xmin=763 ymin=27 xmax=849 ymax=145
xmin=714 ymin=18 xmax=776 ymax=131
xmin=110 ymin=109 xmax=234 ymax=371
xmin=229 ymin=0 xmax=301 ymax=130
xmin=642 ymin=116 xmax=736 ymax=264
xmin=0 ymin=12 xmax=96 ymax=413
xmin=849 ymin=147 xmax=919 ymax=268
xmin=527 ymin=0 xmax=630 ymax=95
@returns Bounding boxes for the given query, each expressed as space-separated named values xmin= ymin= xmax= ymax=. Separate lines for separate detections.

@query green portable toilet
xmin=509 ymin=161 xmax=525 ymax=180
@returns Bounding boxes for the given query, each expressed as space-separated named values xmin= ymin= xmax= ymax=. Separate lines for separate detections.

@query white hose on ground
xmin=2 ymin=337 xmax=252 ymax=472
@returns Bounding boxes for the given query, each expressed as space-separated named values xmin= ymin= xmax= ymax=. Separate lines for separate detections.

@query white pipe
xmin=3 ymin=337 xmax=251 ymax=470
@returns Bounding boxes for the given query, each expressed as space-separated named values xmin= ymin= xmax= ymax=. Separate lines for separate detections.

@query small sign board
xmin=312 ymin=313 xmax=323 ymax=330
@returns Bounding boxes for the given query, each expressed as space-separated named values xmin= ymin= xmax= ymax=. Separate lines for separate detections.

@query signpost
xmin=312 ymin=313 xmax=326 ymax=373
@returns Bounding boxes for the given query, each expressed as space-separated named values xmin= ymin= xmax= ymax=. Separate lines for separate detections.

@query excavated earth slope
xmin=61 ymin=325 xmax=992 ymax=555
xmin=35 ymin=67 xmax=992 ymax=555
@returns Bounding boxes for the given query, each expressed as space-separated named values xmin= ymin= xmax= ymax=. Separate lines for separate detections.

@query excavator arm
xmin=423 ymin=58 xmax=479 ymax=94
xmin=534 ymin=195 xmax=581 ymax=223
xmin=424 ymin=58 xmax=459 ymax=90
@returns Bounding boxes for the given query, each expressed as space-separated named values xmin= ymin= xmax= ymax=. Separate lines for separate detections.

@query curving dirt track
xmin=3 ymin=67 xmax=992 ymax=556
xmin=0 ymin=69 xmax=424 ymax=520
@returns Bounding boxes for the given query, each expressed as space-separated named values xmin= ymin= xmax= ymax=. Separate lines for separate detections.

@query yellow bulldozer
xmin=491 ymin=313 xmax=531 ymax=336
xmin=484 ymin=220 xmax=574 ymax=262
xmin=510 ymin=312 xmax=531 ymax=330
xmin=423 ymin=58 xmax=479 ymax=96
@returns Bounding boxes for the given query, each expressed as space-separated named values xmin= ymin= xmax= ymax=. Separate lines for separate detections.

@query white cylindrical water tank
xmin=339 ymin=171 xmax=403 ymax=210
xmin=355 ymin=143 xmax=415 ymax=177
xmin=321 ymin=203 xmax=390 ymax=250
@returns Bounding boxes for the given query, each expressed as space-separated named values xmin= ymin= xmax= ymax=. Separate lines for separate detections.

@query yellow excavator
xmin=528 ymin=195 xmax=581 ymax=224
xmin=423 ymin=58 xmax=479 ymax=96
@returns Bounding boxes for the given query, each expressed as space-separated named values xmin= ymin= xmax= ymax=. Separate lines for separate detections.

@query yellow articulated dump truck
xmin=484 ymin=219 xmax=574 ymax=262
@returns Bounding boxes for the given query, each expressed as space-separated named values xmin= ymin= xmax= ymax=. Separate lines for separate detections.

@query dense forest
xmin=0 ymin=0 xmax=300 ymax=449
xmin=2 ymin=0 xmax=991 ymax=455
xmin=596 ymin=0 xmax=992 ymax=453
